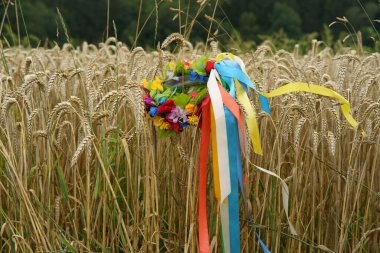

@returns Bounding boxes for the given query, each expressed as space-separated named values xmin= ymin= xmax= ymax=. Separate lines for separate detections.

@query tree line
xmin=1 ymin=0 xmax=379 ymax=51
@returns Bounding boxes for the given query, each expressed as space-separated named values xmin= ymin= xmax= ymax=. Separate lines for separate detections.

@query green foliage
xmin=172 ymin=93 xmax=191 ymax=109
xmin=0 ymin=0 xmax=379 ymax=51
xmin=271 ymin=2 xmax=302 ymax=37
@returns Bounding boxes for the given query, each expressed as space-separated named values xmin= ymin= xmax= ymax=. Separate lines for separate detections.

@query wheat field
xmin=0 ymin=36 xmax=379 ymax=252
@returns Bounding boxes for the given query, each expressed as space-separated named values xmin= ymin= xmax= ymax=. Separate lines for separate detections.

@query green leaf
xmin=157 ymin=128 xmax=175 ymax=137
xmin=56 ymin=233 xmax=78 ymax=253
xmin=149 ymin=89 xmax=157 ymax=98
xmin=192 ymin=56 xmax=208 ymax=76
xmin=173 ymin=93 xmax=191 ymax=108
xmin=195 ymin=88 xmax=208 ymax=104
xmin=155 ymin=88 xmax=171 ymax=101
xmin=55 ymin=163 xmax=69 ymax=204
xmin=174 ymin=61 xmax=190 ymax=76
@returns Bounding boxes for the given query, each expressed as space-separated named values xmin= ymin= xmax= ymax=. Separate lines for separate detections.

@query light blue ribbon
xmin=215 ymin=60 xmax=271 ymax=114
xmin=225 ymin=107 xmax=241 ymax=253
xmin=221 ymin=69 xmax=271 ymax=253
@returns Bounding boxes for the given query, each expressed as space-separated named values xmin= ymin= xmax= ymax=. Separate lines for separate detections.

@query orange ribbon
xmin=198 ymin=85 xmax=246 ymax=253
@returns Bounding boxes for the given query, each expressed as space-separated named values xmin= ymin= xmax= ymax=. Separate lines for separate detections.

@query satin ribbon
xmin=197 ymin=53 xmax=360 ymax=253
xmin=207 ymin=69 xmax=231 ymax=203
xmin=214 ymin=59 xmax=270 ymax=114
xmin=261 ymin=82 xmax=358 ymax=129
xmin=199 ymin=96 xmax=211 ymax=253
xmin=221 ymin=75 xmax=271 ymax=253
xmin=214 ymin=59 xmax=268 ymax=155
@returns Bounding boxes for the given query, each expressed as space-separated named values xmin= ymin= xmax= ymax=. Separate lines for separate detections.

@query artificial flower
xmin=159 ymin=97 xmax=167 ymax=105
xmin=172 ymin=122 xmax=182 ymax=132
xmin=151 ymin=76 xmax=164 ymax=91
xmin=188 ymin=115 xmax=199 ymax=125
xmin=160 ymin=122 xmax=171 ymax=130
xmin=142 ymin=79 xmax=150 ymax=88
xmin=189 ymin=70 xmax=208 ymax=83
xmin=157 ymin=100 xmax=176 ymax=114
xmin=184 ymin=61 xmax=190 ymax=70
xmin=149 ymin=107 xmax=158 ymax=117
xmin=169 ymin=62 xmax=175 ymax=70
xmin=189 ymin=91 xmax=198 ymax=99
xmin=205 ymin=60 xmax=215 ymax=74
xmin=154 ymin=117 xmax=164 ymax=127
xmin=180 ymin=122 xmax=189 ymax=128
xmin=167 ymin=106 xmax=188 ymax=124
xmin=144 ymin=96 xmax=155 ymax=106
xmin=185 ymin=103 xmax=196 ymax=113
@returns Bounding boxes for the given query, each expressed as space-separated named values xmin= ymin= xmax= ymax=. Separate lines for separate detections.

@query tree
xmin=270 ymin=2 xmax=302 ymax=37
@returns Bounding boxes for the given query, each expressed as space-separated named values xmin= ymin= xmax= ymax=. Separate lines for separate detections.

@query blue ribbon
xmin=221 ymin=69 xmax=271 ymax=253
xmin=225 ymin=107 xmax=241 ymax=253
xmin=215 ymin=60 xmax=271 ymax=114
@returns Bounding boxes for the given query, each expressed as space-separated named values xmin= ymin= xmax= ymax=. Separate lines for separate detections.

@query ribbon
xmin=196 ymin=53 xmax=360 ymax=253
xmin=235 ymin=80 xmax=263 ymax=155
xmin=207 ymin=69 xmax=231 ymax=203
xmin=261 ymin=82 xmax=358 ymax=128
xmin=214 ymin=59 xmax=267 ymax=155
xmin=253 ymin=165 xmax=297 ymax=235
xmin=199 ymin=96 xmax=211 ymax=253
xmin=224 ymin=106 xmax=241 ymax=253
xmin=215 ymin=59 xmax=271 ymax=114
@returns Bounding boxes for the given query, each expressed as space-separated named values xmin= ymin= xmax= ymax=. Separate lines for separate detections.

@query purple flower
xmin=168 ymin=106 xmax=188 ymax=123
xmin=145 ymin=97 xmax=155 ymax=106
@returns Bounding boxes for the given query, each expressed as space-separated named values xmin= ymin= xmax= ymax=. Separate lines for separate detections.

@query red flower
xmin=172 ymin=122 xmax=182 ymax=132
xmin=205 ymin=60 xmax=215 ymax=74
xmin=157 ymin=100 xmax=176 ymax=114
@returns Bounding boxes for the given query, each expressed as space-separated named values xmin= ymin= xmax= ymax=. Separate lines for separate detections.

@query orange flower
xmin=185 ymin=103 xmax=196 ymax=113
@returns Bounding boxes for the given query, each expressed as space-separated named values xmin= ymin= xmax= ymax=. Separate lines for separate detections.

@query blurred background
xmin=0 ymin=0 xmax=379 ymax=51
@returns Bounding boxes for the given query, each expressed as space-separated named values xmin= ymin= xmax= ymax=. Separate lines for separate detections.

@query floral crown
xmin=141 ymin=56 xmax=215 ymax=135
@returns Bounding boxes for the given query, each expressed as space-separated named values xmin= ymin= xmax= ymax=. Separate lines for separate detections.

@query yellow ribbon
xmin=210 ymin=105 xmax=221 ymax=201
xmin=235 ymin=79 xmax=263 ymax=155
xmin=261 ymin=82 xmax=358 ymax=129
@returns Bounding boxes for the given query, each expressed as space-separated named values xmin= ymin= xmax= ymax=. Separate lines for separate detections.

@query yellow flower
xmin=185 ymin=103 xmax=196 ymax=113
xmin=142 ymin=79 xmax=150 ymax=88
xmin=160 ymin=122 xmax=171 ymax=130
xmin=188 ymin=115 xmax=199 ymax=125
xmin=154 ymin=117 xmax=164 ymax=127
xmin=169 ymin=62 xmax=175 ymax=70
xmin=151 ymin=76 xmax=164 ymax=91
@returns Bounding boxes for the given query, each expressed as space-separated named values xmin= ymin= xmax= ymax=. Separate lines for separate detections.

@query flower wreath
xmin=141 ymin=56 xmax=215 ymax=135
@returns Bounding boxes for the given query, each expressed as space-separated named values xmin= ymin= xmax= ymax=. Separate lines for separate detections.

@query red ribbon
xmin=199 ymin=96 xmax=211 ymax=253
xmin=197 ymin=87 xmax=245 ymax=253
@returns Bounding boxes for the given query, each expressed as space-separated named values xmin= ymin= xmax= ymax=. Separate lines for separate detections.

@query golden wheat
xmin=0 ymin=38 xmax=379 ymax=253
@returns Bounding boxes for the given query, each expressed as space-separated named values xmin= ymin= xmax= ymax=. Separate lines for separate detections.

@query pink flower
xmin=167 ymin=106 xmax=188 ymax=123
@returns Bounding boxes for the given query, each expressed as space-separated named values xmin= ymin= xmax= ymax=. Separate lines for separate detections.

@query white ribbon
xmin=253 ymin=164 xmax=297 ymax=235
xmin=207 ymin=69 xmax=231 ymax=203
